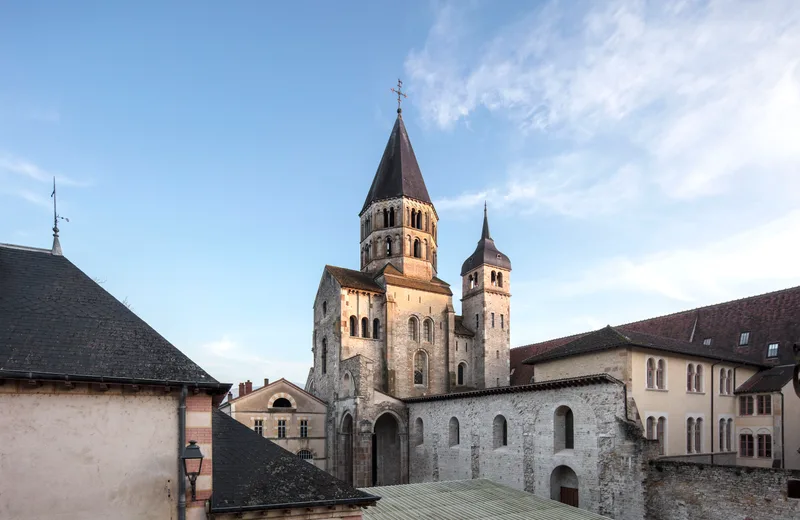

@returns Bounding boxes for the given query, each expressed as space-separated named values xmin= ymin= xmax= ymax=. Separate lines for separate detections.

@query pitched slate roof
xmin=211 ymin=409 xmax=378 ymax=513
xmin=460 ymin=205 xmax=511 ymax=276
xmin=361 ymin=115 xmax=431 ymax=214
xmin=0 ymin=244 xmax=220 ymax=387
xmin=325 ymin=265 xmax=384 ymax=293
xmin=511 ymin=286 xmax=800 ymax=385
xmin=383 ymin=272 xmax=452 ymax=296
xmin=735 ymin=365 xmax=796 ymax=394
xmin=454 ymin=315 xmax=474 ymax=337
xmin=522 ymin=326 xmax=765 ymax=367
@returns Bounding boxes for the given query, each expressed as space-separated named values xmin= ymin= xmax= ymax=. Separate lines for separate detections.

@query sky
xmin=2 ymin=0 xmax=799 ymax=388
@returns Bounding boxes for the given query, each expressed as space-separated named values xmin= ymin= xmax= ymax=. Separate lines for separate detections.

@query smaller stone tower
xmin=460 ymin=205 xmax=512 ymax=388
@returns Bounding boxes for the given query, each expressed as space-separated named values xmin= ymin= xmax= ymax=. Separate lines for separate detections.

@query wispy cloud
xmin=0 ymin=153 xmax=85 ymax=186
xmin=409 ymin=0 xmax=800 ymax=215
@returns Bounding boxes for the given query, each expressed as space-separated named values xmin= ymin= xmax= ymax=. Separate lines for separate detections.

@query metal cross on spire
xmin=390 ymin=79 xmax=408 ymax=114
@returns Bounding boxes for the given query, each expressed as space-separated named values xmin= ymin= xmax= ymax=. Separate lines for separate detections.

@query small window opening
xmin=449 ymin=417 xmax=460 ymax=446
xmin=739 ymin=332 xmax=750 ymax=346
xmin=254 ymin=419 xmax=263 ymax=436
xmin=767 ymin=343 xmax=779 ymax=358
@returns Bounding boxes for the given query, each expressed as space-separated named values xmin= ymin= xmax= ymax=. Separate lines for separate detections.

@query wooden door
xmin=560 ymin=487 xmax=579 ymax=507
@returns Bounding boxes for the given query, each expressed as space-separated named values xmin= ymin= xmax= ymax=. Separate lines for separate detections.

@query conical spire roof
xmin=361 ymin=115 xmax=431 ymax=215
xmin=460 ymin=204 xmax=511 ymax=276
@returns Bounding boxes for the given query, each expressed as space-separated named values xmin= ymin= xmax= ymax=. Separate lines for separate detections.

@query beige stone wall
xmin=735 ymin=390 xmax=783 ymax=468
xmin=0 ymin=382 xmax=181 ymax=520
xmin=534 ymin=349 xmax=629 ymax=383
xmin=228 ymin=380 xmax=327 ymax=469
xmin=783 ymin=381 xmax=800 ymax=469
xmin=452 ymin=334 xmax=475 ymax=388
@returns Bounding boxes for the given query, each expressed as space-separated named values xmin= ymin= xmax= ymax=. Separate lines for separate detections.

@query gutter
xmin=178 ymin=386 xmax=187 ymax=520
xmin=0 ymin=369 xmax=230 ymax=393
xmin=210 ymin=495 xmax=380 ymax=514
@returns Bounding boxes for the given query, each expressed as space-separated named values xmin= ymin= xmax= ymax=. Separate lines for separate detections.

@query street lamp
xmin=181 ymin=440 xmax=204 ymax=501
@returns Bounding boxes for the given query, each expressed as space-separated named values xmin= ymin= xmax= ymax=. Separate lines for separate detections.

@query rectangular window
xmin=740 ymin=395 xmax=754 ymax=416
xmin=740 ymin=434 xmax=754 ymax=457
xmin=703 ymin=338 xmax=712 ymax=346
xmin=300 ymin=419 xmax=308 ymax=438
xmin=501 ymin=314 xmax=504 ymax=329
xmin=757 ymin=395 xmax=772 ymax=415
xmin=739 ymin=332 xmax=750 ymax=345
xmin=767 ymin=343 xmax=779 ymax=358
xmin=277 ymin=419 xmax=286 ymax=439
xmin=475 ymin=314 xmax=479 ymax=328
xmin=758 ymin=434 xmax=772 ymax=458
xmin=456 ymin=341 xmax=458 ymax=352
xmin=491 ymin=312 xmax=495 ymax=328
xmin=254 ymin=419 xmax=263 ymax=437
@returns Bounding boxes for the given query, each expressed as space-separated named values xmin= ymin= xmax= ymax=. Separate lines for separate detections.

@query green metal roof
xmin=361 ymin=479 xmax=609 ymax=520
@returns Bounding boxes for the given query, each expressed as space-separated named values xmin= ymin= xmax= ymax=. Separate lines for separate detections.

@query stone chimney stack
xmin=264 ymin=378 xmax=269 ymax=387
xmin=245 ymin=380 xmax=253 ymax=395
xmin=238 ymin=382 xmax=245 ymax=397
xmin=227 ymin=392 xmax=233 ymax=402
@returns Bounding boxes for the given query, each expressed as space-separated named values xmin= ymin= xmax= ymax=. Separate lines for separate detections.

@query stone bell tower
xmin=460 ymin=205 xmax=511 ymax=388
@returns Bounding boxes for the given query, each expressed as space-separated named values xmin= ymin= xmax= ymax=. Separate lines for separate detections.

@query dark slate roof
xmin=460 ymin=206 xmax=511 ymax=276
xmin=383 ymin=272 xmax=452 ymax=296
xmin=454 ymin=315 xmax=474 ymax=337
xmin=0 ymin=244 xmax=220 ymax=387
xmin=522 ymin=326 xmax=765 ymax=367
xmin=403 ymin=374 xmax=621 ymax=403
xmin=325 ymin=265 xmax=384 ymax=293
xmin=211 ymin=409 xmax=378 ymax=513
xmin=510 ymin=285 xmax=800 ymax=385
xmin=735 ymin=365 xmax=795 ymax=394
xmin=361 ymin=115 xmax=431 ymax=214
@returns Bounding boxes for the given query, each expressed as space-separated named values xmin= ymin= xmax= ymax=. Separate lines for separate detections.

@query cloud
xmin=555 ymin=209 xmax=800 ymax=303
xmin=0 ymin=153 xmax=85 ymax=186
xmin=408 ymin=0 xmax=800 ymax=214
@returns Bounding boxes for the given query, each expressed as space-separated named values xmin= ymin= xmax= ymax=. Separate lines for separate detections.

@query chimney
xmin=227 ymin=392 xmax=233 ymax=402
xmin=238 ymin=382 xmax=245 ymax=397
xmin=264 ymin=378 xmax=270 ymax=387
xmin=245 ymin=380 xmax=253 ymax=395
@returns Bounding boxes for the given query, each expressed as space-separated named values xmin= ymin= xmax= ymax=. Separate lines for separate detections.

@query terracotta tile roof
xmin=510 ymin=285 xmax=800 ymax=385
xmin=211 ymin=409 xmax=378 ymax=513
xmin=325 ymin=265 xmax=384 ymax=293
xmin=383 ymin=273 xmax=452 ymax=296
xmin=0 ymin=244 xmax=221 ymax=388
xmin=522 ymin=326 xmax=764 ymax=367
xmin=735 ymin=365 xmax=795 ymax=394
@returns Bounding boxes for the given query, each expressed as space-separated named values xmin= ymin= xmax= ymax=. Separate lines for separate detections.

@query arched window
xmin=413 ymin=239 xmax=421 ymax=258
xmin=386 ymin=237 xmax=392 ymax=256
xmin=720 ymin=368 xmax=727 ymax=395
xmin=343 ymin=372 xmax=352 ymax=397
xmin=469 ymin=274 xmax=475 ymax=289
xmin=726 ymin=418 xmax=733 ymax=451
xmin=408 ymin=317 xmax=419 ymax=342
xmin=273 ymin=397 xmax=292 ymax=408
xmin=383 ymin=208 xmax=389 ymax=227
xmin=646 ymin=416 xmax=655 ymax=439
xmin=321 ymin=338 xmax=327 ymax=375
xmin=414 ymin=417 xmax=424 ymax=446
xmin=416 ymin=211 xmax=422 ymax=229
xmin=646 ymin=358 xmax=655 ymax=389
xmin=695 ymin=418 xmax=703 ymax=453
xmin=349 ymin=316 xmax=357 ymax=337
xmin=497 ymin=272 xmax=503 ymax=288
xmin=686 ymin=418 xmax=695 ymax=453
xmin=719 ymin=418 xmax=725 ymax=451
xmin=322 ymin=301 xmax=327 ymax=316
xmin=457 ymin=362 xmax=466 ymax=386
xmin=657 ymin=417 xmax=666 ymax=455
xmin=554 ymin=406 xmax=574 ymax=451
xmin=493 ymin=415 xmax=508 ymax=448
xmin=373 ymin=318 xmax=380 ymax=340
xmin=432 ymin=223 xmax=436 ymax=240
xmin=423 ymin=319 xmax=433 ymax=343
xmin=491 ymin=271 xmax=497 ymax=286
xmin=687 ymin=364 xmax=695 ymax=391
xmin=726 ymin=369 xmax=732 ymax=394
xmin=410 ymin=209 xmax=416 ymax=228
xmin=449 ymin=417 xmax=460 ymax=446
xmin=656 ymin=359 xmax=665 ymax=389
xmin=297 ymin=450 xmax=314 ymax=462
xmin=424 ymin=239 xmax=429 ymax=260
xmin=361 ymin=317 xmax=369 ymax=338
xmin=389 ymin=207 xmax=395 ymax=227
xmin=414 ymin=350 xmax=427 ymax=386
xmin=695 ymin=364 xmax=703 ymax=392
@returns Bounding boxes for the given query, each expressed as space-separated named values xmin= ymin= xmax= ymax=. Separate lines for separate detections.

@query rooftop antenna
xmin=51 ymin=177 xmax=69 ymax=256
xmin=390 ymin=78 xmax=408 ymax=115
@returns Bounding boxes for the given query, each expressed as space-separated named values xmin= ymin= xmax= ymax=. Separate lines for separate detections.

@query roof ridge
xmin=0 ymin=243 xmax=53 ymax=253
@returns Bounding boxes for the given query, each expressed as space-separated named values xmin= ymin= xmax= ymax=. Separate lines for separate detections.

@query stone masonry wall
xmin=646 ymin=461 xmax=800 ymax=520
xmin=407 ymin=381 xmax=652 ymax=520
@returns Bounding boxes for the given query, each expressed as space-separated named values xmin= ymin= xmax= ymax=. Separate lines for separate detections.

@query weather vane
xmin=390 ymin=79 xmax=407 ymax=114
xmin=51 ymin=177 xmax=69 ymax=254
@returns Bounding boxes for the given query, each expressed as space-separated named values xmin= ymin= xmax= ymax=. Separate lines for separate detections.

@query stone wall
xmin=406 ymin=379 xmax=652 ymax=520
xmin=646 ymin=460 xmax=800 ymax=520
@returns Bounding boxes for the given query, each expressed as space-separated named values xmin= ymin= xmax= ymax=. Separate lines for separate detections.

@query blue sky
xmin=2 ymin=1 xmax=799 ymax=387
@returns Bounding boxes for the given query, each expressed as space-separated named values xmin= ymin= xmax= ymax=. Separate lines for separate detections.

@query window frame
xmin=757 ymin=394 xmax=772 ymax=415
xmin=739 ymin=395 xmax=754 ymax=416
xmin=277 ymin=419 xmax=287 ymax=439
xmin=254 ymin=419 xmax=264 ymax=437
xmin=766 ymin=343 xmax=779 ymax=358
xmin=300 ymin=419 xmax=308 ymax=439
xmin=739 ymin=331 xmax=750 ymax=346
xmin=740 ymin=431 xmax=755 ymax=457
xmin=757 ymin=432 xmax=772 ymax=458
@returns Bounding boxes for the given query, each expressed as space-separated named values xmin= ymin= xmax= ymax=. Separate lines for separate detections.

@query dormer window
xmin=767 ymin=343 xmax=779 ymax=358
xmin=703 ymin=338 xmax=712 ymax=346
xmin=739 ymin=332 xmax=750 ymax=346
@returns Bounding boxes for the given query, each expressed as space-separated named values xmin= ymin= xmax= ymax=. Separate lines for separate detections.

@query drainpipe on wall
xmin=780 ymin=390 xmax=786 ymax=469
xmin=710 ymin=361 xmax=720 ymax=465
xmin=178 ymin=385 xmax=187 ymax=520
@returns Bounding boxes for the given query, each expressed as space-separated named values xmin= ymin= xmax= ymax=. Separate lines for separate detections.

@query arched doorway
xmin=550 ymin=465 xmax=579 ymax=507
xmin=372 ymin=413 xmax=401 ymax=486
xmin=340 ymin=414 xmax=353 ymax=485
